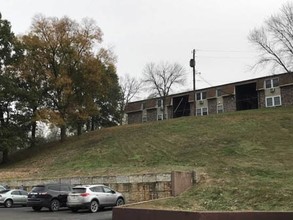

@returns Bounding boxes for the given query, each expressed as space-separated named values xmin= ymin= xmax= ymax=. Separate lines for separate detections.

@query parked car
xmin=0 ymin=185 xmax=6 ymax=192
xmin=0 ymin=189 xmax=28 ymax=208
xmin=67 ymin=184 xmax=125 ymax=213
xmin=27 ymin=183 xmax=72 ymax=212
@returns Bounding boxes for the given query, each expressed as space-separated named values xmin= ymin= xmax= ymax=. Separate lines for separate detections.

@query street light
xmin=190 ymin=49 xmax=196 ymax=116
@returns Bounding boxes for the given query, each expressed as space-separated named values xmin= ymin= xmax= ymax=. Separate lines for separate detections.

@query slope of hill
xmin=0 ymin=106 xmax=293 ymax=210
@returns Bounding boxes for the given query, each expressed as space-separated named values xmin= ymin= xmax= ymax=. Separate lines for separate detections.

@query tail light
xmin=80 ymin=193 xmax=90 ymax=197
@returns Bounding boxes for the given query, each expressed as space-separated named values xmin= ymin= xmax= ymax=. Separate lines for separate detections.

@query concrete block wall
xmin=0 ymin=171 xmax=195 ymax=203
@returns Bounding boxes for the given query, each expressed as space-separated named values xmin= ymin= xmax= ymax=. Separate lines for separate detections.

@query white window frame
xmin=196 ymin=91 xmax=207 ymax=100
xmin=196 ymin=107 xmax=208 ymax=116
xmin=217 ymin=104 xmax=224 ymax=113
xmin=265 ymin=95 xmax=282 ymax=107
xmin=265 ymin=78 xmax=279 ymax=89
xmin=157 ymin=99 xmax=163 ymax=108
xmin=216 ymin=89 xmax=222 ymax=97
xmin=157 ymin=114 xmax=163 ymax=120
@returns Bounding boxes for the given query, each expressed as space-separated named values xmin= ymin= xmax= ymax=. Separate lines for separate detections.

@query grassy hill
xmin=1 ymin=106 xmax=293 ymax=211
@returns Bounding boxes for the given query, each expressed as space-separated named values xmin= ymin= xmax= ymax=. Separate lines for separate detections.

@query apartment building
xmin=125 ymin=72 xmax=293 ymax=124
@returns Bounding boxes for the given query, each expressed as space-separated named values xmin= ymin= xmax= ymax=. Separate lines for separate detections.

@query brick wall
xmin=147 ymin=108 xmax=157 ymax=121
xmin=113 ymin=209 xmax=293 ymax=220
xmin=223 ymin=95 xmax=236 ymax=112
xmin=127 ymin=111 xmax=142 ymax=124
xmin=208 ymin=98 xmax=217 ymax=115
xmin=281 ymin=86 xmax=293 ymax=106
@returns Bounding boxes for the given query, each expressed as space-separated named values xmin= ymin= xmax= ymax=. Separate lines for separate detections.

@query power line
xmin=196 ymin=49 xmax=255 ymax=53
xmin=198 ymin=55 xmax=252 ymax=59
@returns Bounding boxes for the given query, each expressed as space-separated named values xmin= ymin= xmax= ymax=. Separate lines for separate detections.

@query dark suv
xmin=27 ymin=183 xmax=72 ymax=211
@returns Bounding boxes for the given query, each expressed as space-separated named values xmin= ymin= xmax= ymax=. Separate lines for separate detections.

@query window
xmin=266 ymin=96 xmax=281 ymax=107
xmin=103 ymin=187 xmax=113 ymax=194
xmin=20 ymin=191 xmax=28 ymax=195
xmin=60 ymin=185 xmax=70 ymax=191
xmin=196 ymin=108 xmax=202 ymax=116
xmin=157 ymin=114 xmax=163 ymax=120
xmin=96 ymin=186 xmax=103 ymax=192
xmin=73 ymin=188 xmax=86 ymax=193
xmin=217 ymin=105 xmax=224 ymax=113
xmin=91 ymin=186 xmax=103 ymax=192
xmin=216 ymin=89 xmax=222 ymax=97
xmin=265 ymin=78 xmax=279 ymax=89
xmin=11 ymin=191 xmax=21 ymax=195
xmin=196 ymin=107 xmax=208 ymax=116
xmin=141 ymin=102 xmax=146 ymax=109
xmin=196 ymin=91 xmax=207 ymax=100
xmin=48 ymin=185 xmax=59 ymax=191
xmin=157 ymin=99 xmax=163 ymax=108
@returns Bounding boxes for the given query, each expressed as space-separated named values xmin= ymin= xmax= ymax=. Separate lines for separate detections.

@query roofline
xmin=127 ymin=72 xmax=291 ymax=104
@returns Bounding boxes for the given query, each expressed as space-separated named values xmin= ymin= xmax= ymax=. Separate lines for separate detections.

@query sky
xmin=0 ymin=0 xmax=290 ymax=98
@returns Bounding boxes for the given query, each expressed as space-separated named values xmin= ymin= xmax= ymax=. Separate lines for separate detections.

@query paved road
xmin=0 ymin=206 xmax=112 ymax=220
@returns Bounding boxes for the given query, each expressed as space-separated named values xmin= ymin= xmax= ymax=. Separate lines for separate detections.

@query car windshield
xmin=31 ymin=186 xmax=45 ymax=192
xmin=72 ymin=188 xmax=86 ymax=193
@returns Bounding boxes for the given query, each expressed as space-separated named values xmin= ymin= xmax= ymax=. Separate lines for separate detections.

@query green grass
xmin=1 ymin=106 xmax=293 ymax=210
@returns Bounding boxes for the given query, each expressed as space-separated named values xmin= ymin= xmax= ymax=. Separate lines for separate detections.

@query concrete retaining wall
xmin=0 ymin=171 xmax=195 ymax=203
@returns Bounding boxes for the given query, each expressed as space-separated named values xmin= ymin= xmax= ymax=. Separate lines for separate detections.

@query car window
xmin=96 ymin=186 xmax=104 ymax=192
xmin=89 ymin=187 xmax=96 ymax=192
xmin=60 ymin=185 xmax=70 ymax=191
xmin=48 ymin=185 xmax=60 ymax=191
xmin=20 ymin=190 xmax=28 ymax=195
xmin=31 ymin=186 xmax=45 ymax=192
xmin=11 ymin=190 xmax=21 ymax=195
xmin=103 ymin=187 xmax=113 ymax=194
xmin=72 ymin=188 xmax=86 ymax=193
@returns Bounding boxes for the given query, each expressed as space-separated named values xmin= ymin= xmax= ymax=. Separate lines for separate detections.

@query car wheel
xmin=49 ymin=199 xmax=60 ymax=212
xmin=32 ymin=206 xmax=42 ymax=211
xmin=89 ymin=200 xmax=99 ymax=213
xmin=116 ymin=198 xmax=125 ymax=206
xmin=70 ymin=208 xmax=79 ymax=212
xmin=4 ymin=199 xmax=13 ymax=208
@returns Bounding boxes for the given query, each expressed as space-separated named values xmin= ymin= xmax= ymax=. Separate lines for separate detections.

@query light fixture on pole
xmin=190 ymin=49 xmax=196 ymax=116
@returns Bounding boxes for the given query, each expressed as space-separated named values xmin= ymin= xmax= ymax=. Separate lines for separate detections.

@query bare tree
xmin=119 ymin=74 xmax=142 ymax=124
xmin=143 ymin=61 xmax=186 ymax=119
xmin=248 ymin=3 xmax=293 ymax=73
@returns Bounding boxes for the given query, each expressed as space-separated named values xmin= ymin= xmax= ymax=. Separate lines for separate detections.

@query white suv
xmin=67 ymin=184 xmax=125 ymax=213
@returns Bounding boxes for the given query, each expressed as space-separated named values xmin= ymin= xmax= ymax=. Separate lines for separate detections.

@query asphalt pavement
xmin=0 ymin=206 xmax=112 ymax=220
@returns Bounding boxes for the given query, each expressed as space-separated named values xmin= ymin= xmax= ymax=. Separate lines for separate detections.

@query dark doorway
xmin=173 ymin=95 xmax=190 ymax=118
xmin=235 ymin=83 xmax=258 ymax=111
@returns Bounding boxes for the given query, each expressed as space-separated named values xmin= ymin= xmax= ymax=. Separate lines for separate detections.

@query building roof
xmin=125 ymin=72 xmax=293 ymax=113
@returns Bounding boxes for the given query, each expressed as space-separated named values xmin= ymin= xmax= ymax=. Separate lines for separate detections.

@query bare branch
xmin=248 ymin=2 xmax=293 ymax=73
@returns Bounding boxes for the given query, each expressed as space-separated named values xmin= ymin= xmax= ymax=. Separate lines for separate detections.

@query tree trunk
xmin=31 ymin=121 xmax=37 ymax=147
xmin=0 ymin=107 xmax=4 ymax=125
xmin=91 ymin=117 xmax=95 ymax=131
xmin=1 ymin=148 xmax=9 ymax=164
xmin=60 ymin=125 xmax=66 ymax=142
xmin=77 ymin=122 xmax=82 ymax=136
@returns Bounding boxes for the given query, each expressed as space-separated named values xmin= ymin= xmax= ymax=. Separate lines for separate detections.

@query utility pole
xmin=190 ymin=49 xmax=196 ymax=116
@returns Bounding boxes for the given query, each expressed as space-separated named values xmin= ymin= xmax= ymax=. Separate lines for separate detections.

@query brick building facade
xmin=125 ymin=72 xmax=293 ymax=124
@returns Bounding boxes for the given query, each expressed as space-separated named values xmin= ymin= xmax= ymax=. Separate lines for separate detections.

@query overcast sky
xmin=0 ymin=0 xmax=290 ymax=97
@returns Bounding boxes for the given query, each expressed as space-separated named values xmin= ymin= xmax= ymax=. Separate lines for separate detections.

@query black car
xmin=27 ymin=183 xmax=72 ymax=211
